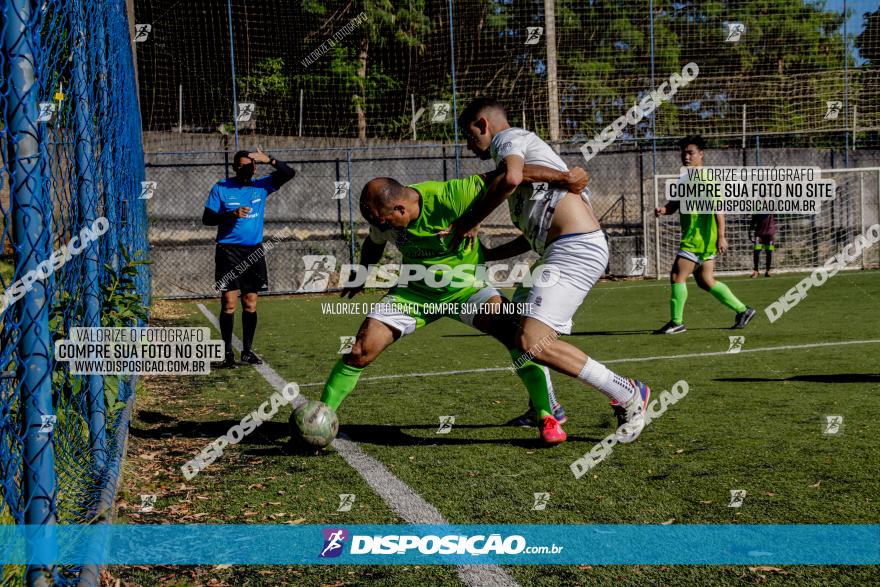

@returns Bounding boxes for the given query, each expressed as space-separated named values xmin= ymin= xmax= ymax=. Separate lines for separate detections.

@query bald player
xmin=320 ymin=165 xmax=588 ymax=445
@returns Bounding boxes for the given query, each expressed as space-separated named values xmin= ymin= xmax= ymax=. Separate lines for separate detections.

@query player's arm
xmin=481 ymin=235 xmax=531 ymax=262
xmin=250 ymin=148 xmax=296 ymax=189
xmin=479 ymin=164 xmax=589 ymax=193
xmin=445 ymin=154 xmax=524 ymax=247
xmin=341 ymin=233 xmax=386 ymax=299
xmin=522 ymin=164 xmax=589 ymax=192
xmin=715 ymin=212 xmax=728 ymax=253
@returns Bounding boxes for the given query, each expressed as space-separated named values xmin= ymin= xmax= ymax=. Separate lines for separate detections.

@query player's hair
xmin=458 ymin=97 xmax=507 ymax=126
xmin=232 ymin=150 xmax=251 ymax=170
xmin=360 ymin=177 xmax=407 ymax=211
xmin=678 ymin=135 xmax=706 ymax=151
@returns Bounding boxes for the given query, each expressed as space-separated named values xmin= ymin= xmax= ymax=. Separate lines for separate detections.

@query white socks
xmin=578 ymin=358 xmax=635 ymax=404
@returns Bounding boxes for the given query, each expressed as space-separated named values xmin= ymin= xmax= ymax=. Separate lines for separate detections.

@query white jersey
xmin=490 ymin=127 xmax=568 ymax=254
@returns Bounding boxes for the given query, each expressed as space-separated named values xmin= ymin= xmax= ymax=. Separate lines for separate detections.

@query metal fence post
xmin=447 ymin=0 xmax=461 ymax=177
xmin=226 ymin=0 xmax=240 ymax=148
xmin=3 ymin=0 xmax=58 ymax=582
xmin=74 ymin=0 xmax=107 ymax=472
xmin=346 ymin=150 xmax=356 ymax=263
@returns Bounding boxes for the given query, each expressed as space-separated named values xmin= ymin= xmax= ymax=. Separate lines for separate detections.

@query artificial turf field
xmin=114 ymin=270 xmax=879 ymax=586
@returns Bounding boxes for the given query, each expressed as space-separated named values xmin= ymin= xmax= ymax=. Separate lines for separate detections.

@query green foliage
xmin=856 ymin=8 xmax=880 ymax=66
xmin=101 ymin=246 xmax=151 ymax=328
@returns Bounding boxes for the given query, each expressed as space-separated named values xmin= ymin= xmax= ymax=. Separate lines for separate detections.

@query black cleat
xmin=733 ymin=307 xmax=756 ymax=329
xmin=211 ymin=351 xmax=237 ymax=370
xmin=240 ymin=350 xmax=263 ymax=365
xmin=653 ymin=321 xmax=686 ymax=334
xmin=506 ymin=402 xmax=568 ymax=427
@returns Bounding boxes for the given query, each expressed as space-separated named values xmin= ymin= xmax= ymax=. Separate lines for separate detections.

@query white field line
xmin=292 ymin=338 xmax=880 ymax=388
xmin=197 ymin=304 xmax=519 ymax=587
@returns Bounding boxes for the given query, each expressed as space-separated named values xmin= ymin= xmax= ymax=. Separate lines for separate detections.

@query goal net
xmin=647 ymin=167 xmax=880 ymax=277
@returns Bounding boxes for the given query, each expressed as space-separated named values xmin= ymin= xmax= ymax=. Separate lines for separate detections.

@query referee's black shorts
xmin=214 ymin=243 xmax=269 ymax=294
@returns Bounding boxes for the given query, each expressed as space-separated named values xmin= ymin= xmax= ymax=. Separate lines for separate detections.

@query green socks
xmin=510 ymin=350 xmax=553 ymax=418
xmin=320 ymin=359 xmax=364 ymax=411
xmin=670 ymin=282 xmax=688 ymax=325
xmin=709 ymin=282 xmax=747 ymax=313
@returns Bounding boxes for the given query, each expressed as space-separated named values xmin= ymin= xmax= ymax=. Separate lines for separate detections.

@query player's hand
xmin=232 ymin=206 xmax=252 ymax=218
xmin=438 ymin=221 xmax=479 ymax=250
xmin=654 ymin=206 xmax=667 ymax=217
xmin=717 ymin=235 xmax=728 ymax=253
xmin=565 ymin=167 xmax=590 ymax=193
xmin=248 ymin=148 xmax=271 ymax=164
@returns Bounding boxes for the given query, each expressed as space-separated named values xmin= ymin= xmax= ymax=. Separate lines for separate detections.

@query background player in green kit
xmin=653 ymin=135 xmax=756 ymax=334
xmin=320 ymin=166 xmax=588 ymax=445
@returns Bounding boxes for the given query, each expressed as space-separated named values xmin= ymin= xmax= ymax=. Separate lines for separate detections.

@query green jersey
xmin=367 ymin=175 xmax=486 ymax=297
xmin=678 ymin=168 xmax=719 ymax=255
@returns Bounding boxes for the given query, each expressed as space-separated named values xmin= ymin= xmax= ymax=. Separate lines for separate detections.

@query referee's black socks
xmin=219 ymin=311 xmax=235 ymax=356
xmin=242 ymin=310 xmax=257 ymax=353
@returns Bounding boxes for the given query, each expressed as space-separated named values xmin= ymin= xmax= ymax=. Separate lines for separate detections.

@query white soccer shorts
xmin=512 ymin=230 xmax=608 ymax=334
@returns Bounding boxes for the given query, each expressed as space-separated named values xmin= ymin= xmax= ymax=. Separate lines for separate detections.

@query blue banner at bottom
xmin=0 ymin=525 xmax=877 ymax=565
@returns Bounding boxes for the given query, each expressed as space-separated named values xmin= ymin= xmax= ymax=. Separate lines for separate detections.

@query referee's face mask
xmin=233 ymin=154 xmax=256 ymax=181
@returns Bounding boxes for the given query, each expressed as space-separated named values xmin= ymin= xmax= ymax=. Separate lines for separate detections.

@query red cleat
xmin=539 ymin=415 xmax=567 ymax=445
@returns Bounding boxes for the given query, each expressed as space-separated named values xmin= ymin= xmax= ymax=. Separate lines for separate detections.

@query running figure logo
xmin=530 ymin=182 xmax=549 ymax=201
xmin=525 ymin=27 xmax=544 ymax=45
xmin=532 ymin=492 xmax=550 ymax=510
xmin=338 ymin=336 xmax=356 ymax=355
xmin=37 ymin=103 xmax=57 ymax=123
xmin=139 ymin=494 xmax=157 ymax=512
xmin=298 ymin=255 xmax=336 ymax=293
xmin=333 ymin=181 xmax=350 ymax=200
xmin=430 ymin=102 xmax=450 ymax=123
xmin=134 ymin=24 xmax=151 ymax=42
xmin=337 ymin=494 xmax=356 ymax=512
xmin=824 ymin=101 xmax=843 ymax=120
xmin=140 ymin=181 xmax=157 ymax=200
xmin=727 ymin=336 xmax=745 ymax=354
xmin=629 ymin=257 xmax=647 ymax=276
xmin=823 ymin=415 xmax=843 ymax=435
xmin=39 ymin=415 xmax=57 ymax=433
xmin=436 ymin=415 xmax=455 ymax=434
xmin=728 ymin=489 xmax=746 ymax=508
xmin=725 ymin=23 xmax=745 ymax=42
xmin=319 ymin=528 xmax=349 ymax=558
xmin=237 ymin=103 xmax=256 ymax=122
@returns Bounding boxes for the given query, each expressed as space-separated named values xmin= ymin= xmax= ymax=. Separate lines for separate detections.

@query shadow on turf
xmin=715 ymin=374 xmax=880 ymax=384
xmin=130 ymin=416 xmax=603 ymax=451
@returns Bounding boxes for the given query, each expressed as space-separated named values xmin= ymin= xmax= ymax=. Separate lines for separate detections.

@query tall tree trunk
xmin=357 ymin=38 xmax=368 ymax=141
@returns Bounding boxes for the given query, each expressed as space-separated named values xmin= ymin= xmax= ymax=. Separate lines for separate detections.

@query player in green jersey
xmin=320 ymin=165 xmax=588 ymax=445
xmin=653 ymin=135 xmax=756 ymax=334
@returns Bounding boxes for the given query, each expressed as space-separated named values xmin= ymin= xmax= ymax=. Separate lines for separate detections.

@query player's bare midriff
xmin=546 ymin=191 xmax=601 ymax=243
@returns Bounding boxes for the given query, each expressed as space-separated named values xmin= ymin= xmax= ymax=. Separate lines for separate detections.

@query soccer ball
xmin=289 ymin=400 xmax=338 ymax=451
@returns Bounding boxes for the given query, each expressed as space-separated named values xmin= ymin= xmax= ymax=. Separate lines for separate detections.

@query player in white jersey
xmin=441 ymin=97 xmax=652 ymax=443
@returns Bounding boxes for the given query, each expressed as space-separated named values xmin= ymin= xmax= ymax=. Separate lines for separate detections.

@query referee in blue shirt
xmin=202 ymin=148 xmax=295 ymax=368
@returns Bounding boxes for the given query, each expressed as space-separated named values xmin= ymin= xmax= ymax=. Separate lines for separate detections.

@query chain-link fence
xmin=149 ymin=139 xmax=879 ymax=298
xmin=0 ymin=0 xmax=148 ymax=585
